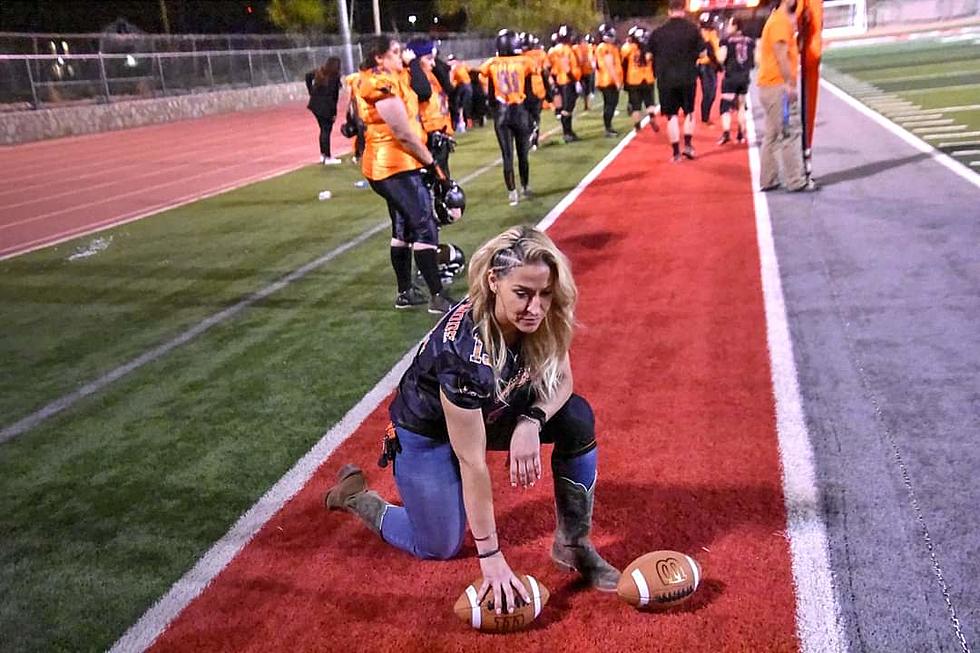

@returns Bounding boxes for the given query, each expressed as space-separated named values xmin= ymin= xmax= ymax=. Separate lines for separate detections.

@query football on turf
xmin=453 ymin=574 xmax=549 ymax=632
xmin=617 ymin=550 xmax=702 ymax=610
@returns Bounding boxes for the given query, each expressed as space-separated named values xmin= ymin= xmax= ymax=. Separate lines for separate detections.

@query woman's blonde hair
xmin=467 ymin=225 xmax=577 ymax=402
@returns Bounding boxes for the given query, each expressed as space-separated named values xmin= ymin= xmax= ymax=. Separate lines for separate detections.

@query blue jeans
xmin=380 ymin=394 xmax=599 ymax=560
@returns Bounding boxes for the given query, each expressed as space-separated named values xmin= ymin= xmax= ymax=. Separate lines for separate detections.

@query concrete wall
xmin=1 ymin=82 xmax=307 ymax=145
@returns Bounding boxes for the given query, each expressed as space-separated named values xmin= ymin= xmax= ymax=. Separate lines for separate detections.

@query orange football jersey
xmin=360 ymin=68 xmax=427 ymax=181
xmin=480 ymin=55 xmax=534 ymax=105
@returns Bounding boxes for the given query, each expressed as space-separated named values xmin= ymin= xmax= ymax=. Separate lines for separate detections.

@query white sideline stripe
xmin=465 ymin=585 xmax=482 ymax=630
xmin=0 ymin=137 xmax=537 ymax=442
xmin=823 ymin=79 xmax=980 ymax=188
xmin=747 ymin=98 xmax=847 ymax=653
xmin=631 ymin=569 xmax=651 ymax=608
xmin=108 ymin=123 xmax=624 ymax=653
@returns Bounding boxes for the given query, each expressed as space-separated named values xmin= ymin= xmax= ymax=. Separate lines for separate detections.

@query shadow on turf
xmin=816 ymin=152 xmax=931 ymax=187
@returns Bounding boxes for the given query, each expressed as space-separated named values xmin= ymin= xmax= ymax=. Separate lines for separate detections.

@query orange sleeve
xmin=771 ymin=12 xmax=794 ymax=45
xmin=361 ymin=72 xmax=397 ymax=105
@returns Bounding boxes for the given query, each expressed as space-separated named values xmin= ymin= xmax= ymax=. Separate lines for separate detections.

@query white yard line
xmin=902 ymin=119 xmax=955 ymax=127
xmin=913 ymin=125 xmax=968 ymax=135
xmin=107 ymin=125 xmax=634 ymax=653
xmin=865 ymin=68 xmax=980 ymax=84
xmin=746 ymin=100 xmax=848 ymax=653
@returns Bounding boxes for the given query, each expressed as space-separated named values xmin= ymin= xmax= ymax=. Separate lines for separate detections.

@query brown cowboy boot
xmin=324 ymin=464 xmax=388 ymax=536
xmin=551 ymin=476 xmax=621 ymax=592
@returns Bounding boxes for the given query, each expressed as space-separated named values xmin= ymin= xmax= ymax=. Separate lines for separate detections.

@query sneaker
xmin=634 ymin=122 xmax=642 ymax=134
xmin=508 ymin=189 xmax=520 ymax=206
xmin=323 ymin=157 xmax=342 ymax=165
xmin=394 ymin=286 xmax=427 ymax=309
xmin=562 ymin=132 xmax=580 ymax=143
xmin=736 ymin=131 xmax=745 ymax=143
xmin=669 ymin=153 xmax=682 ymax=163
xmin=520 ymin=186 xmax=533 ymax=200
xmin=682 ymin=145 xmax=696 ymax=160
xmin=789 ymin=179 xmax=820 ymax=193
xmin=718 ymin=132 xmax=731 ymax=145
xmin=428 ymin=292 xmax=455 ymax=315
xmin=760 ymin=182 xmax=781 ymax=192
xmin=649 ymin=119 xmax=660 ymax=133
xmin=604 ymin=129 xmax=619 ymax=138
xmin=319 ymin=155 xmax=326 ymax=164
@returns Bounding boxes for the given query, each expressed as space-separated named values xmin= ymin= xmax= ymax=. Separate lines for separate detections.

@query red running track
xmin=0 ymin=102 xmax=350 ymax=260
xmin=148 ymin=124 xmax=801 ymax=651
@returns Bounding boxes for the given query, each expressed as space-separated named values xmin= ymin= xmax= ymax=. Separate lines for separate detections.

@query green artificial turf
xmin=0 ymin=100 xmax=629 ymax=652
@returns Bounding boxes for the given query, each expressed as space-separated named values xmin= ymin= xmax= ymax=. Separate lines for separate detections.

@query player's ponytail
xmin=468 ymin=226 xmax=577 ymax=401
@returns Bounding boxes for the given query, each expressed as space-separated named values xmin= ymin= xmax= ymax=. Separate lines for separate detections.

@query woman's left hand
xmin=509 ymin=420 xmax=541 ymax=489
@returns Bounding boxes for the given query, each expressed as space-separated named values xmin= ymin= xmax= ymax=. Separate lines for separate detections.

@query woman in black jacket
xmin=305 ymin=57 xmax=343 ymax=165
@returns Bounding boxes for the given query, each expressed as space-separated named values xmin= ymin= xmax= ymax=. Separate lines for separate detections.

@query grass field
xmin=0 ymin=102 xmax=633 ymax=651
xmin=822 ymin=32 xmax=980 ymax=170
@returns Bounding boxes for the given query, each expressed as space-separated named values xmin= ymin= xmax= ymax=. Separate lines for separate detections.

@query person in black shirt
xmin=646 ymin=0 xmax=709 ymax=161
xmin=717 ymin=18 xmax=756 ymax=145
xmin=305 ymin=57 xmax=342 ymax=165
xmin=325 ymin=226 xmax=620 ymax=613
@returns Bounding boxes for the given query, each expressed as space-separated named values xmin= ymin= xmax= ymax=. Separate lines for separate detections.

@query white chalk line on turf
xmin=746 ymin=101 xmax=847 ymax=652
xmin=822 ymin=79 xmax=980 ymax=189
xmin=108 ymin=123 xmax=620 ymax=653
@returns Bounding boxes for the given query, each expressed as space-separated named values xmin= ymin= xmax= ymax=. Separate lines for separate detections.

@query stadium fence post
xmin=277 ymin=51 xmax=287 ymax=82
xmin=98 ymin=53 xmax=112 ymax=103
xmin=25 ymin=58 xmax=40 ymax=109
xmin=157 ymin=55 xmax=167 ymax=95
xmin=247 ymin=51 xmax=254 ymax=86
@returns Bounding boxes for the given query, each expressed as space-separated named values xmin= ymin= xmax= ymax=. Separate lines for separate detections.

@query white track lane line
xmin=822 ymin=79 xmax=980 ymax=187
xmin=107 ymin=124 xmax=631 ymax=653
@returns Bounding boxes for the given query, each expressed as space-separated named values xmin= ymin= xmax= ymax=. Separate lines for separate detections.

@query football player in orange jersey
xmin=697 ymin=16 xmax=723 ymax=126
xmin=360 ymin=35 xmax=457 ymax=314
xmin=548 ymin=25 xmax=582 ymax=143
xmin=594 ymin=23 xmax=623 ymax=137
xmin=521 ymin=33 xmax=550 ymax=151
xmin=406 ymin=38 xmax=456 ymax=177
xmin=447 ymin=54 xmax=473 ymax=132
xmin=574 ymin=34 xmax=596 ymax=111
xmin=622 ymin=26 xmax=660 ymax=134
xmin=481 ymin=29 xmax=536 ymax=206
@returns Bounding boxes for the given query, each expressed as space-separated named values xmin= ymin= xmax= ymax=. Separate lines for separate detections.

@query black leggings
xmin=315 ymin=115 xmax=335 ymax=157
xmin=600 ymin=86 xmax=619 ymax=130
xmin=698 ymin=65 xmax=718 ymax=123
xmin=493 ymin=104 xmax=531 ymax=191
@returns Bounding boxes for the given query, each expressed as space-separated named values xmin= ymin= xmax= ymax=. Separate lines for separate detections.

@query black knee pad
xmin=542 ymin=394 xmax=597 ymax=459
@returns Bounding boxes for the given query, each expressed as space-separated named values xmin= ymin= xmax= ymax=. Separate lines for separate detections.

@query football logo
xmin=655 ymin=557 xmax=688 ymax=585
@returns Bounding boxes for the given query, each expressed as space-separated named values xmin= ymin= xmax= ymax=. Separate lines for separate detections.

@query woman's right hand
xmin=477 ymin=553 xmax=532 ymax=615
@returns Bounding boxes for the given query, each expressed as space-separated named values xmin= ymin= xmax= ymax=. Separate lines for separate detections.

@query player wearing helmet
xmin=594 ymin=24 xmax=623 ymax=137
xmin=574 ymin=34 xmax=596 ymax=112
xmin=621 ymin=26 xmax=660 ymax=134
xmin=480 ymin=29 xmax=537 ymax=205
xmin=548 ymin=25 xmax=582 ymax=143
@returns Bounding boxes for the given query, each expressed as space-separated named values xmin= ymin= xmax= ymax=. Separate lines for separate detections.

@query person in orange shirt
xmin=521 ymin=33 xmax=550 ymax=150
xmin=621 ymin=26 xmax=660 ymax=134
xmin=756 ymin=0 xmax=815 ymax=191
xmin=697 ymin=17 xmax=722 ymax=125
xmin=594 ymin=24 xmax=623 ymax=137
xmin=548 ymin=25 xmax=582 ymax=143
xmin=481 ymin=29 xmax=536 ymax=206
xmin=406 ymin=39 xmax=455 ymax=177
xmin=447 ymin=54 xmax=473 ymax=132
xmin=574 ymin=34 xmax=595 ymax=111
xmin=360 ymin=35 xmax=457 ymax=313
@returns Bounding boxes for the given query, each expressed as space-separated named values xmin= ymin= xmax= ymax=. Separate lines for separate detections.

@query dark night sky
xmin=0 ymin=0 xmax=663 ymax=34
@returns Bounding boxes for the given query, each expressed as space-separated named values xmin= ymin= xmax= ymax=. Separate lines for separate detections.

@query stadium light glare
xmin=409 ymin=14 xmax=417 ymax=25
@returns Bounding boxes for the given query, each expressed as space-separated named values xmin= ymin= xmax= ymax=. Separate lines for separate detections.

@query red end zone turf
xmin=150 ymin=127 xmax=801 ymax=652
